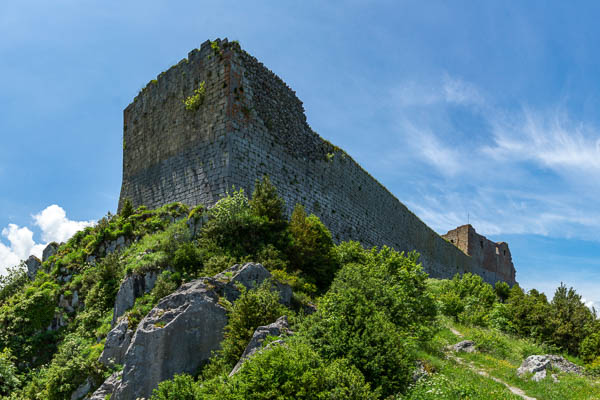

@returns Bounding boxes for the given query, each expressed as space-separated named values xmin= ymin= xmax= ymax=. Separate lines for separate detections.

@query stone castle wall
xmin=119 ymin=39 xmax=517 ymax=285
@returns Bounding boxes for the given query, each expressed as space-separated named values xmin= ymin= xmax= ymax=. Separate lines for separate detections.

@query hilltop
xmin=0 ymin=179 xmax=598 ymax=399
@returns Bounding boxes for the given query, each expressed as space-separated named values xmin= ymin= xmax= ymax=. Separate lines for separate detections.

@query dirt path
xmin=447 ymin=327 xmax=536 ymax=400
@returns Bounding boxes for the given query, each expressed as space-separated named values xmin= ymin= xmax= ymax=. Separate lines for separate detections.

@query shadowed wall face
xmin=119 ymin=39 xmax=517 ymax=286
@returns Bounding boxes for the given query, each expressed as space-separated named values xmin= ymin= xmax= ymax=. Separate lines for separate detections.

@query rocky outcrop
xmin=70 ymin=378 xmax=92 ymax=400
xmin=215 ymin=263 xmax=292 ymax=305
xmin=42 ymin=242 xmax=60 ymax=262
xmin=89 ymin=372 xmax=121 ymax=400
xmin=450 ymin=340 xmax=476 ymax=353
xmin=99 ymin=263 xmax=288 ymax=400
xmin=230 ymin=316 xmax=291 ymax=376
xmin=112 ymin=270 xmax=159 ymax=325
xmin=517 ymin=355 xmax=583 ymax=382
xmin=25 ymin=255 xmax=41 ymax=280
xmin=112 ymin=279 xmax=228 ymax=400
xmin=99 ymin=317 xmax=133 ymax=367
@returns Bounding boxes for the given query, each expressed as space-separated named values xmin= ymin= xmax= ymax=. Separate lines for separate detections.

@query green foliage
xmin=580 ymin=330 xmax=600 ymax=364
xmin=302 ymin=247 xmax=436 ymax=396
xmin=505 ymin=285 xmax=551 ymax=340
xmin=40 ymin=334 xmax=105 ymax=400
xmin=439 ymin=273 xmax=497 ymax=326
xmin=249 ymin=176 xmax=285 ymax=226
xmin=287 ymin=204 xmax=336 ymax=289
xmin=172 ymin=242 xmax=203 ymax=276
xmin=120 ymin=198 xmax=134 ymax=219
xmin=547 ymin=283 xmax=595 ymax=355
xmin=184 ymin=81 xmax=206 ymax=111
xmin=219 ymin=282 xmax=287 ymax=367
xmin=495 ymin=281 xmax=510 ymax=303
xmin=0 ymin=347 xmax=20 ymax=396
xmin=197 ymin=341 xmax=376 ymax=400
xmin=151 ymin=270 xmax=180 ymax=303
xmin=151 ymin=373 xmax=200 ymax=400
xmin=0 ymin=264 xmax=28 ymax=304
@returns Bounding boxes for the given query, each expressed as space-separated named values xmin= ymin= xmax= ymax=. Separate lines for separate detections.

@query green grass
xmin=419 ymin=317 xmax=600 ymax=400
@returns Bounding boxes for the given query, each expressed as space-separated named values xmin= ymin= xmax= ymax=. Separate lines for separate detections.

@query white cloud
xmin=393 ymin=75 xmax=485 ymax=108
xmin=0 ymin=205 xmax=95 ymax=275
xmin=485 ymin=110 xmax=600 ymax=172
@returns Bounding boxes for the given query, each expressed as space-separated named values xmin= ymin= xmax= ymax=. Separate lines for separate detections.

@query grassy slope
xmin=403 ymin=315 xmax=600 ymax=400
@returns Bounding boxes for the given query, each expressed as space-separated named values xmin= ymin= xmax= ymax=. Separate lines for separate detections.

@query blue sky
xmin=1 ymin=1 xmax=599 ymax=307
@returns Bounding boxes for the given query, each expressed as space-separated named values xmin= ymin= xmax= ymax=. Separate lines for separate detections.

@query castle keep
xmin=119 ymin=39 xmax=517 ymax=285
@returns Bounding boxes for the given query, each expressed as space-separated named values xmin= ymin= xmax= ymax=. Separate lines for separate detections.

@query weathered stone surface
xmin=215 ymin=263 xmax=291 ymax=305
xmin=25 ymin=255 xmax=41 ymax=280
xmin=412 ymin=360 xmax=429 ymax=383
xmin=42 ymin=242 xmax=59 ymax=262
xmin=112 ymin=279 xmax=228 ymax=400
xmin=517 ymin=355 xmax=583 ymax=381
xmin=450 ymin=340 xmax=476 ymax=353
xmin=442 ymin=225 xmax=515 ymax=285
xmin=117 ymin=38 xmax=517 ymax=287
xmin=99 ymin=317 xmax=132 ymax=367
xmin=70 ymin=378 xmax=92 ymax=400
xmin=230 ymin=316 xmax=291 ymax=376
xmin=112 ymin=270 xmax=159 ymax=325
xmin=89 ymin=372 xmax=121 ymax=400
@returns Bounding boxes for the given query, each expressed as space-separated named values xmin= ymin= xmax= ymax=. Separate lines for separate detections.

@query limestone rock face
xmin=230 ymin=316 xmax=291 ymax=376
xmin=89 ymin=372 xmax=121 ymax=400
xmin=517 ymin=355 xmax=583 ymax=381
xmin=112 ymin=279 xmax=228 ymax=400
xmin=450 ymin=340 xmax=476 ymax=353
xmin=215 ymin=263 xmax=291 ymax=305
xmin=25 ymin=255 xmax=41 ymax=280
xmin=112 ymin=270 xmax=159 ymax=325
xmin=42 ymin=242 xmax=59 ymax=262
xmin=99 ymin=263 xmax=287 ymax=400
xmin=99 ymin=317 xmax=132 ymax=367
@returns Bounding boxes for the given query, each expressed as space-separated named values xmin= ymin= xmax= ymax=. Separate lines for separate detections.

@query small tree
xmin=120 ymin=198 xmax=134 ymax=219
xmin=287 ymin=204 xmax=336 ymax=289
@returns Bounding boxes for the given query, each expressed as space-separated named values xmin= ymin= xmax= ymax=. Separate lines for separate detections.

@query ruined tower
xmin=119 ymin=38 xmax=517 ymax=285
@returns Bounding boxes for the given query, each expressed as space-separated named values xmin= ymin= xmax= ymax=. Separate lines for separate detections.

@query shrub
xmin=198 ymin=341 xmax=377 ymax=399
xmin=184 ymin=81 xmax=206 ymax=111
xmin=439 ymin=273 xmax=496 ymax=327
xmin=151 ymin=373 xmax=200 ymax=400
xmin=302 ymin=247 xmax=436 ymax=396
xmin=505 ymin=285 xmax=551 ymax=341
xmin=580 ymin=330 xmax=600 ymax=364
xmin=0 ymin=348 xmax=20 ymax=396
xmin=0 ymin=264 xmax=28 ymax=304
xmin=172 ymin=242 xmax=203 ymax=276
xmin=548 ymin=284 xmax=594 ymax=355
xmin=219 ymin=281 xmax=287 ymax=367
xmin=495 ymin=281 xmax=510 ymax=303
xmin=287 ymin=204 xmax=337 ymax=289
xmin=120 ymin=198 xmax=134 ymax=219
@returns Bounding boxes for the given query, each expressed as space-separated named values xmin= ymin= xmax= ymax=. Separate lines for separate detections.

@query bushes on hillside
xmin=302 ymin=247 xmax=435 ymax=396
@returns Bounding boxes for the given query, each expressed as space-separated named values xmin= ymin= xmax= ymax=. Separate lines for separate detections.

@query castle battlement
xmin=119 ymin=38 xmax=517 ymax=286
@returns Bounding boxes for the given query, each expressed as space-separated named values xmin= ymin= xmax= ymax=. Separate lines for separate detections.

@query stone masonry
xmin=118 ymin=38 xmax=517 ymax=286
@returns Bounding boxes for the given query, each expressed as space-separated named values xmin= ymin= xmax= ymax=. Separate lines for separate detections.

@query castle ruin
xmin=118 ymin=39 xmax=517 ymax=286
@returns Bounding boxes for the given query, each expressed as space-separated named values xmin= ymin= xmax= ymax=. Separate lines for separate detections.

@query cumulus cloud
xmin=0 ymin=205 xmax=94 ymax=275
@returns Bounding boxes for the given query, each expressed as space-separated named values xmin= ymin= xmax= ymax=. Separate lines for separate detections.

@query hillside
xmin=0 ymin=178 xmax=599 ymax=399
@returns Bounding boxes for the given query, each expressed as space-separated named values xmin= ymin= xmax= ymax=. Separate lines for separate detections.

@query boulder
xmin=101 ymin=263 xmax=290 ymax=399
xmin=42 ymin=242 xmax=59 ymax=262
xmin=450 ymin=340 xmax=476 ymax=353
xmin=517 ymin=355 xmax=583 ymax=381
xmin=111 ymin=279 xmax=228 ymax=400
xmin=25 ymin=255 xmax=41 ymax=280
xmin=89 ymin=372 xmax=121 ymax=400
xmin=230 ymin=316 xmax=291 ymax=376
xmin=99 ymin=317 xmax=133 ymax=367
xmin=112 ymin=270 xmax=159 ymax=325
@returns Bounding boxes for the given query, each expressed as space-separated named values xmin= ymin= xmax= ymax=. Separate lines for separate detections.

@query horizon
xmin=1 ymin=1 xmax=599 ymax=308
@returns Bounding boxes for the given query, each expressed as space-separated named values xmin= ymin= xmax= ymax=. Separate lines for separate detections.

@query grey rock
xmin=70 ymin=378 xmax=92 ymax=400
xmin=25 ymin=255 xmax=41 ymax=280
xmin=230 ymin=316 xmax=291 ymax=376
xmin=112 ymin=279 xmax=229 ymax=400
xmin=450 ymin=340 xmax=476 ymax=353
xmin=99 ymin=317 xmax=132 ymax=367
xmin=112 ymin=270 xmax=159 ymax=326
xmin=517 ymin=355 xmax=583 ymax=381
xmin=59 ymin=294 xmax=75 ymax=313
xmin=89 ymin=371 xmax=121 ymax=400
xmin=71 ymin=290 xmax=79 ymax=308
xmin=412 ymin=360 xmax=429 ymax=383
xmin=215 ymin=263 xmax=291 ymax=305
xmin=42 ymin=242 xmax=59 ymax=262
